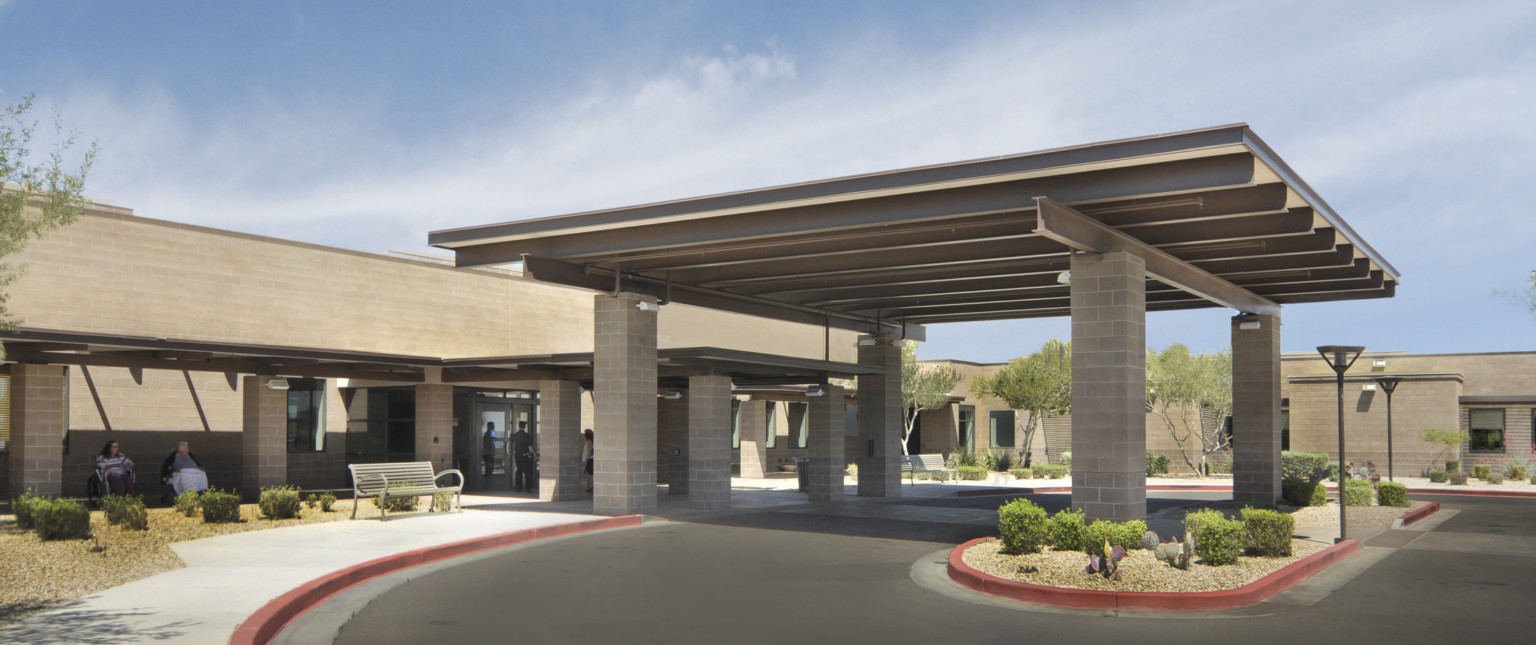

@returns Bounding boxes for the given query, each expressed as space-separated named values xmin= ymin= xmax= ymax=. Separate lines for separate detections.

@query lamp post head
xmin=1374 ymin=376 xmax=1402 ymax=395
xmin=1316 ymin=345 xmax=1366 ymax=376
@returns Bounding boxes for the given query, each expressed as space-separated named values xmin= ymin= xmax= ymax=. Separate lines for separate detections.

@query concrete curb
xmin=946 ymin=537 xmax=1360 ymax=612
xmin=229 ymin=515 xmax=644 ymax=645
xmin=1396 ymin=502 xmax=1440 ymax=528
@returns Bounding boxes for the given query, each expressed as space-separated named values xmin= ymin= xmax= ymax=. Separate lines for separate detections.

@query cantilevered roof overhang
xmin=430 ymin=125 xmax=1399 ymax=338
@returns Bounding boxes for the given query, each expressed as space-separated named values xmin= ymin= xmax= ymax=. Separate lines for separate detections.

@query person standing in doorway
xmin=511 ymin=421 xmax=537 ymax=493
xmin=482 ymin=421 xmax=497 ymax=478
xmin=581 ymin=429 xmax=594 ymax=493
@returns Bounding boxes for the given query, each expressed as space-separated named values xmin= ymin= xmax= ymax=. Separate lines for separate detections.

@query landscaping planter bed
xmin=959 ymin=537 xmax=1328 ymax=593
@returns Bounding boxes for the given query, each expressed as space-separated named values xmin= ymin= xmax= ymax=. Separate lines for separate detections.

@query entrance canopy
xmin=430 ymin=125 xmax=1398 ymax=338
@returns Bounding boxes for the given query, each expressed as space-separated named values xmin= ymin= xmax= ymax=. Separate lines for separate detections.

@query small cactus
xmin=1086 ymin=539 xmax=1124 ymax=581
xmin=1141 ymin=530 xmax=1159 ymax=551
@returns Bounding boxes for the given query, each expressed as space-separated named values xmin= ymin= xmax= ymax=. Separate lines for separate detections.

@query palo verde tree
xmin=0 ymin=94 xmax=96 ymax=359
xmin=969 ymin=338 xmax=1071 ymax=467
xmin=900 ymin=340 xmax=961 ymax=456
xmin=1146 ymin=344 xmax=1233 ymax=476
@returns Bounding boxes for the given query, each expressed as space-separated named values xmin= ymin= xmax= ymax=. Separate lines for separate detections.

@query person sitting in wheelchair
xmin=96 ymin=440 xmax=136 ymax=495
xmin=161 ymin=441 xmax=210 ymax=495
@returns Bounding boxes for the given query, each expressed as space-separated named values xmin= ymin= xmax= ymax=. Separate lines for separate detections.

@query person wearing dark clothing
xmin=581 ymin=429 xmax=594 ymax=493
xmin=481 ymin=422 xmax=497 ymax=477
xmin=511 ymin=421 xmax=538 ymax=493
xmin=161 ymin=441 xmax=208 ymax=495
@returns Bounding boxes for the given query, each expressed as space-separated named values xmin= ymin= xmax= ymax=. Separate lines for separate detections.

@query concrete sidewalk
xmin=0 ymin=509 xmax=605 ymax=645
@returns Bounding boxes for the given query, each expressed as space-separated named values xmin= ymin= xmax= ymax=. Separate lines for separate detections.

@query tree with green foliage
xmin=1147 ymin=344 xmax=1232 ymax=476
xmin=1420 ymin=427 xmax=1469 ymax=467
xmin=900 ymin=340 xmax=961 ymax=455
xmin=969 ymin=339 xmax=1071 ymax=467
xmin=0 ymin=94 xmax=96 ymax=360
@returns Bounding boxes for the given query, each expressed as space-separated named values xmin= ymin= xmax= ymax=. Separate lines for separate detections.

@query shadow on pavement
xmin=0 ymin=603 xmax=195 ymax=644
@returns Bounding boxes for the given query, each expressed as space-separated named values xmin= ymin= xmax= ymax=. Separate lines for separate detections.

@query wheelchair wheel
xmin=86 ymin=473 xmax=104 ymax=508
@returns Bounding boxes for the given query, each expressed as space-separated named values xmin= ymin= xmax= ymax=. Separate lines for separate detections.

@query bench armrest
xmin=434 ymin=469 xmax=465 ymax=488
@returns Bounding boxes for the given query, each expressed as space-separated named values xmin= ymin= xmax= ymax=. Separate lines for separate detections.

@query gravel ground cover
xmin=962 ymin=538 xmax=1328 ymax=592
xmin=1289 ymin=500 xmax=1433 ymax=528
xmin=0 ymin=499 xmax=373 ymax=627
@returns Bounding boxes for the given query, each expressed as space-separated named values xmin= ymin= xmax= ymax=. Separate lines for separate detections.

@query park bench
xmin=901 ymin=453 xmax=956 ymax=486
xmin=349 ymin=461 xmax=464 ymax=520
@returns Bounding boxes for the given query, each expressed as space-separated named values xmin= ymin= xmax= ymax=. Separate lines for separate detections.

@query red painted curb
xmin=947 ymin=536 xmax=1360 ymax=612
xmin=1398 ymin=502 xmax=1440 ymax=527
xmin=229 ymin=515 xmax=644 ymax=645
xmin=957 ymin=484 xmax=1232 ymax=498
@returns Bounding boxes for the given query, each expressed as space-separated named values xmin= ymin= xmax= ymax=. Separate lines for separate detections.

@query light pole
xmin=1375 ymin=376 xmax=1402 ymax=483
xmin=1318 ymin=345 xmax=1364 ymax=542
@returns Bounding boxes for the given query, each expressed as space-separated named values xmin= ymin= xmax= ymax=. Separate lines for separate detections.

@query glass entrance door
xmin=471 ymin=403 xmax=512 ymax=491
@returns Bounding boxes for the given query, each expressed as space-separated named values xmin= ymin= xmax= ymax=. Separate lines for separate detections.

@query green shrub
xmin=1195 ymin=516 xmax=1245 ymax=566
xmin=950 ymin=450 xmax=978 ymax=468
xmin=11 ymin=490 xmax=43 ymax=528
xmin=845 ymin=463 xmax=858 ymax=478
xmin=997 ymin=499 xmax=1050 ymax=555
xmin=1183 ymin=508 xmax=1226 ymax=539
xmin=1530 ymin=475 xmax=1536 ymax=485
xmin=305 ymin=494 xmax=319 ymax=509
xmin=1206 ymin=452 xmax=1233 ymax=475
xmin=1009 ymin=468 xmax=1033 ymax=480
xmin=1325 ymin=460 xmax=1341 ymax=482
xmin=1059 ymin=451 xmax=1071 ymax=468
xmin=383 ymin=490 xmax=420 ymax=512
xmin=986 ymin=449 xmax=1016 ymax=473
xmin=1241 ymin=507 xmax=1294 ymax=557
xmin=1146 ymin=452 xmax=1170 ymax=476
xmin=1032 ymin=464 xmax=1068 ymax=479
xmin=101 ymin=494 xmax=147 ymax=529
xmin=1377 ymin=482 xmax=1409 ymax=507
xmin=1427 ymin=470 xmax=1447 ymax=483
xmin=1487 ymin=471 xmax=1504 ymax=485
xmin=319 ymin=492 xmax=337 ymax=512
xmin=1282 ymin=478 xmax=1326 ymax=507
xmin=1084 ymin=519 xmax=1147 ymax=557
xmin=258 ymin=486 xmax=302 ymax=520
xmin=978 ymin=450 xmax=996 ymax=471
xmin=1445 ymin=459 xmax=1460 ymax=473
xmin=1281 ymin=451 xmax=1330 ymax=481
xmin=175 ymin=491 xmax=201 ymax=517
xmin=1343 ymin=479 xmax=1374 ymax=506
xmin=1472 ymin=464 xmax=1492 ymax=480
xmin=1049 ymin=508 xmax=1086 ymax=552
xmin=1449 ymin=472 xmax=1469 ymax=485
xmin=956 ymin=466 xmax=987 ymax=481
xmin=119 ymin=502 xmax=149 ymax=531
xmin=433 ymin=492 xmax=455 ymax=512
xmin=200 ymin=489 xmax=243 ymax=523
xmin=1508 ymin=465 xmax=1528 ymax=480
xmin=34 ymin=498 xmax=92 ymax=540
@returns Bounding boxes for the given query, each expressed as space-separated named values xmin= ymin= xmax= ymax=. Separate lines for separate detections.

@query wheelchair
xmin=86 ymin=467 xmax=139 ymax=508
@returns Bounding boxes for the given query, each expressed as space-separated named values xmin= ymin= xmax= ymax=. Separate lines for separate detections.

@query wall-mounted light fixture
xmin=1362 ymin=384 xmax=1377 ymax=392
xmin=1239 ymin=320 xmax=1262 ymax=330
xmin=806 ymin=387 xmax=825 ymax=398
xmin=1056 ymin=270 xmax=1072 ymax=285
xmin=636 ymin=301 xmax=660 ymax=313
xmin=265 ymin=378 xmax=290 ymax=391
xmin=1372 ymin=360 xmax=1388 ymax=368
xmin=659 ymin=391 xmax=683 ymax=400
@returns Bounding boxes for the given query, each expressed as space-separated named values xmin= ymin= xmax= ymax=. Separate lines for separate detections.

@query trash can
xmin=797 ymin=457 xmax=811 ymax=492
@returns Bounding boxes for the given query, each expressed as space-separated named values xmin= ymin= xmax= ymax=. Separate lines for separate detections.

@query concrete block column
xmin=537 ymin=380 xmax=585 ymax=502
xmin=737 ymin=400 xmax=768 ymax=479
xmin=807 ymin=383 xmax=846 ymax=501
xmin=857 ymin=333 xmax=903 ymax=498
xmin=657 ymin=393 xmax=689 ymax=495
xmin=415 ymin=384 xmax=453 ymax=473
xmin=688 ymin=375 xmax=733 ymax=510
xmin=593 ymin=292 xmax=658 ymax=515
xmin=1069 ymin=251 xmax=1147 ymax=521
xmin=242 ymin=375 xmax=287 ymax=496
xmin=7 ymin=364 xmax=65 ymax=496
xmin=1232 ymin=312 xmax=1282 ymax=507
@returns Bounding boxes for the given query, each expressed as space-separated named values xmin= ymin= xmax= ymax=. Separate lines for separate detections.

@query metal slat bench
xmin=348 ymin=462 xmax=464 ymax=520
xmin=900 ymin=454 xmax=957 ymax=486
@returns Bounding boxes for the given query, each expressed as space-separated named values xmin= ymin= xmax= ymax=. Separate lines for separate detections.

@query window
xmin=844 ymin=404 xmax=858 ymax=437
xmin=1280 ymin=409 xmax=1290 ymax=451
xmin=765 ymin=402 xmax=778 ymax=448
xmin=786 ymin=402 xmax=809 ymax=449
xmin=958 ymin=406 xmax=975 ymax=453
xmin=1469 ymin=409 xmax=1505 ymax=452
xmin=348 ymin=388 xmax=416 ymax=462
xmin=731 ymin=399 xmax=742 ymax=449
xmin=286 ymin=378 xmax=327 ymax=452
xmin=990 ymin=410 xmax=1015 ymax=448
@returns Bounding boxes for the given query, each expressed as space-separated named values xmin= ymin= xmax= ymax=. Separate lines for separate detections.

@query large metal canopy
xmin=430 ymin=125 xmax=1399 ymax=338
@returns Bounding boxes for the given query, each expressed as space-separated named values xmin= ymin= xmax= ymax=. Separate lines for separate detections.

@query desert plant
xmin=1282 ymin=478 xmax=1326 ymax=507
xmin=1206 ymin=451 xmax=1233 ymax=475
xmin=1032 ymin=464 xmax=1068 ymax=479
xmin=1154 ymin=536 xmax=1194 ymax=570
xmin=1241 ymin=507 xmax=1294 ymax=557
xmin=985 ymin=449 xmax=1016 ymax=473
xmin=1472 ymin=463 xmax=1492 ymax=480
xmin=383 ymin=486 xmax=421 ymax=512
xmin=175 ymin=491 xmax=201 ymax=517
xmin=199 ymin=489 xmax=243 ymax=523
xmin=1446 ymin=459 xmax=1461 ymax=473
xmin=1343 ymin=479 xmax=1374 ymax=506
xmin=950 ymin=450 xmax=978 ymax=468
xmin=1195 ymin=515 xmax=1245 ymax=566
xmin=1059 ymin=451 xmax=1072 ymax=468
xmin=305 ymin=494 xmax=319 ymax=509
xmin=1281 ymin=451 xmax=1330 ymax=481
xmin=259 ymin=486 xmax=302 ymax=520
xmin=1009 ymin=467 xmax=1033 ymax=480
xmin=1140 ymin=530 xmax=1160 ymax=551
xmin=434 ymin=492 xmax=455 ymax=512
xmin=1146 ymin=452 xmax=1170 ymax=476
xmin=319 ymin=492 xmax=337 ymax=512
xmin=1084 ymin=519 xmax=1147 ymax=557
xmin=1049 ymin=508 xmax=1086 ymax=551
xmin=845 ymin=463 xmax=858 ymax=478
xmin=34 ymin=498 xmax=92 ymax=540
xmin=1530 ymin=475 xmax=1536 ymax=485
xmin=1183 ymin=508 xmax=1226 ymax=538
xmin=997 ymin=499 xmax=1050 ymax=555
xmin=1428 ymin=470 xmax=1447 ymax=483
xmin=1422 ymin=427 xmax=1469 ymax=469
xmin=956 ymin=466 xmax=987 ymax=481
xmin=1507 ymin=461 xmax=1528 ymax=480
xmin=120 ymin=502 xmax=149 ymax=531
xmin=1449 ymin=472 xmax=1469 ymax=485
xmin=1085 ymin=541 xmax=1125 ymax=581
xmin=10 ymin=490 xmax=43 ymax=528
xmin=101 ymin=494 xmax=147 ymax=529
xmin=1377 ymin=482 xmax=1409 ymax=507
xmin=1487 ymin=471 xmax=1504 ymax=485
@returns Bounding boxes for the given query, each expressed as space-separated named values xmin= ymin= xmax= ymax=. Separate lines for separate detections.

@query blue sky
xmin=2 ymin=0 xmax=1533 ymax=362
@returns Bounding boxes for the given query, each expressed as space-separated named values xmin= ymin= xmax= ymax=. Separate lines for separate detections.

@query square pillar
xmin=807 ymin=383 xmax=846 ymax=501
xmin=1232 ymin=312 xmax=1282 ymax=507
xmin=1069 ymin=251 xmax=1147 ymax=522
xmin=658 ymin=393 xmax=689 ymax=495
xmin=688 ymin=375 xmax=733 ymax=510
xmin=538 ymin=380 xmax=585 ymax=502
xmin=415 ymin=384 xmax=453 ymax=474
xmin=857 ymin=333 xmax=903 ymax=498
xmin=737 ymin=400 xmax=769 ymax=479
xmin=243 ymin=375 xmax=288 ymax=496
xmin=7 ymin=364 xmax=65 ymax=496
xmin=593 ymin=292 xmax=658 ymax=515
